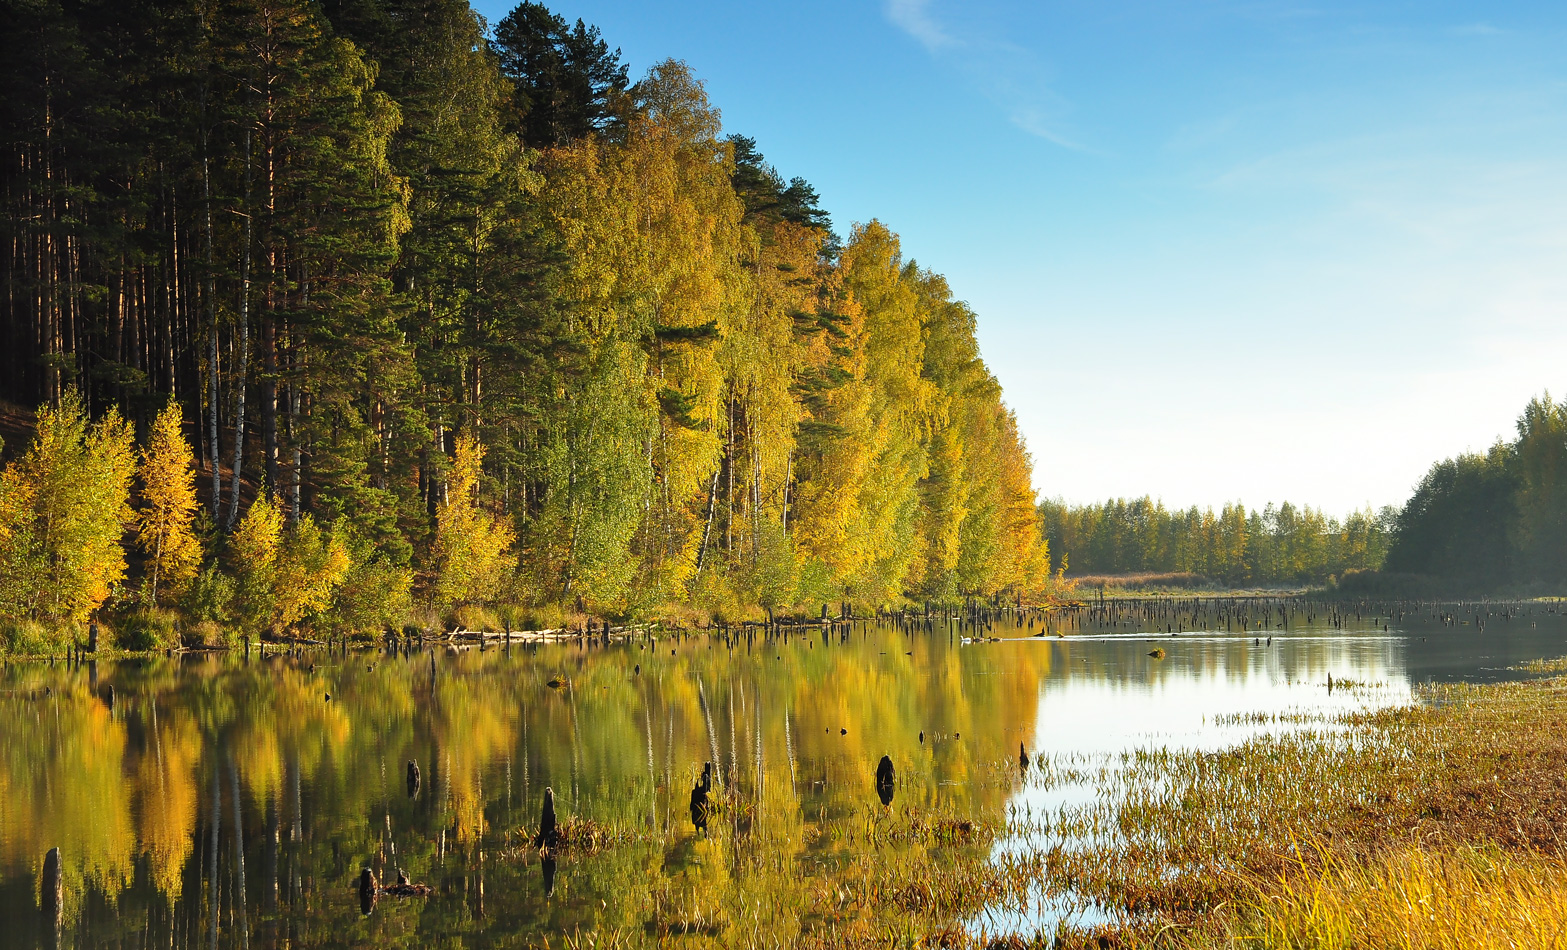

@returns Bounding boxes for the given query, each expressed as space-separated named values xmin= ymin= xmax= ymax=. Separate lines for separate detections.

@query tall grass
xmin=1034 ymin=675 xmax=1567 ymax=945
xmin=1066 ymin=572 xmax=1215 ymax=592
xmin=1226 ymin=846 xmax=1567 ymax=950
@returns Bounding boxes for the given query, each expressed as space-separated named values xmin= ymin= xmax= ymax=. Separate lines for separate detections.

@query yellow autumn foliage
xmin=433 ymin=433 xmax=517 ymax=609
xmin=136 ymin=399 xmax=203 ymax=604
xmin=232 ymin=494 xmax=350 ymax=634
xmin=0 ymin=391 xmax=136 ymax=625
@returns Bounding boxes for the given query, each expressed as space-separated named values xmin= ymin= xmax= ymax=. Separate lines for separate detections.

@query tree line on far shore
xmin=1378 ymin=393 xmax=1567 ymax=593
xmin=1041 ymin=392 xmax=1567 ymax=595
xmin=0 ymin=0 xmax=1048 ymax=650
xmin=1038 ymin=497 xmax=1394 ymax=588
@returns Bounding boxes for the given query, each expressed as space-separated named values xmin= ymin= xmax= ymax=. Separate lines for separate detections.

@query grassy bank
xmin=1037 ymin=672 xmax=1567 ymax=947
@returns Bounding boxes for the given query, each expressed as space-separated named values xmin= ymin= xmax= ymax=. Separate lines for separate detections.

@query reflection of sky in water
xmin=1028 ymin=633 xmax=1411 ymax=758
xmin=970 ymin=626 xmax=1416 ymax=939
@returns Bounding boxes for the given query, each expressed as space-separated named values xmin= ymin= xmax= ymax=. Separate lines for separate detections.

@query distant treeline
xmin=0 ymin=0 xmax=1047 ymax=646
xmin=1038 ymin=497 xmax=1395 ymax=587
xmin=1383 ymin=394 xmax=1567 ymax=592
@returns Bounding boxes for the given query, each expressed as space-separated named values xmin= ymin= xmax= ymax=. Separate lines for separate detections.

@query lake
xmin=3 ymin=599 xmax=1565 ymax=948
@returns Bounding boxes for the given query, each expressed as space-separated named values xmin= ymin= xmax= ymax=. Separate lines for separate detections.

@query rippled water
xmin=3 ymin=600 xmax=1565 ymax=947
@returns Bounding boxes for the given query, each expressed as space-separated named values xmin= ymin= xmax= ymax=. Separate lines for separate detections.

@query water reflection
xmin=541 ymin=854 xmax=556 ymax=897
xmin=1 ymin=603 xmax=1565 ymax=947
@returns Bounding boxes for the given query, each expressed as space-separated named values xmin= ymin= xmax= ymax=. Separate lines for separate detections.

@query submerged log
xmin=383 ymin=869 xmax=434 ymax=897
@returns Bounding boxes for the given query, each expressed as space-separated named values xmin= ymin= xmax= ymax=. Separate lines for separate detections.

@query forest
xmin=1038 ymin=497 xmax=1396 ymax=587
xmin=1379 ymin=393 xmax=1567 ymax=592
xmin=0 ymin=0 xmax=1050 ymax=649
xmin=1038 ymin=391 xmax=1567 ymax=594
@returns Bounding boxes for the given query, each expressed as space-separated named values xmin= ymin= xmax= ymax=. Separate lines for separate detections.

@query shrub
xmin=431 ymin=434 xmax=516 ymax=609
xmin=320 ymin=534 xmax=412 ymax=638
xmin=452 ymin=604 xmax=501 ymax=633
xmin=231 ymin=496 xmax=350 ymax=636
xmin=0 ymin=618 xmax=61 ymax=655
xmin=114 ymin=608 xmax=179 ymax=651
xmin=135 ymin=399 xmax=202 ymax=604
xmin=181 ymin=564 xmax=236 ymax=625
xmin=182 ymin=620 xmax=238 ymax=649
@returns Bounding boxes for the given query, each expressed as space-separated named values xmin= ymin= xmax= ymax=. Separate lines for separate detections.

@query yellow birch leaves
xmin=232 ymin=494 xmax=350 ymax=635
xmin=136 ymin=400 xmax=202 ymax=604
xmin=0 ymin=390 xmax=136 ymax=625
xmin=433 ymin=433 xmax=516 ymax=608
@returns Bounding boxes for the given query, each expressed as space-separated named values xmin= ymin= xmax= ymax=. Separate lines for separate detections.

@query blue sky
xmin=471 ymin=0 xmax=1567 ymax=514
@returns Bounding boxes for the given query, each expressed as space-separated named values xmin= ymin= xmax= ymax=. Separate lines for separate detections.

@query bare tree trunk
xmin=196 ymin=7 xmax=219 ymax=494
xmin=782 ymin=447 xmax=792 ymax=532
xmin=262 ymin=92 xmax=278 ymax=497
xmin=262 ymin=309 xmax=277 ymax=495
xmin=695 ymin=467 xmax=720 ymax=575
xmin=226 ymin=130 xmax=253 ymax=529
xmin=725 ymin=396 xmax=734 ymax=555
xmin=205 ymin=138 xmax=220 ymax=516
xmin=288 ymin=377 xmax=300 ymax=521
xmin=168 ymin=191 xmax=181 ymax=396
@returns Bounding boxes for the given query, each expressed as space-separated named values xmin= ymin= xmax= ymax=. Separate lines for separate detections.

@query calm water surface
xmin=3 ymin=601 xmax=1566 ymax=947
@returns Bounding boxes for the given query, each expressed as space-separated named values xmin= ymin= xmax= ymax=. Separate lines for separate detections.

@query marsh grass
xmin=555 ymin=816 xmax=644 ymax=853
xmin=1511 ymin=654 xmax=1567 ymax=673
xmin=500 ymin=816 xmax=651 ymax=858
xmin=1040 ymin=675 xmax=1567 ymax=945
xmin=113 ymin=607 xmax=179 ymax=650
xmin=0 ymin=617 xmax=59 ymax=654
xmin=1221 ymin=845 xmax=1567 ymax=949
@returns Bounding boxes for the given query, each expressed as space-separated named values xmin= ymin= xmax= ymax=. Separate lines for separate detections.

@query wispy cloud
xmin=882 ymin=1 xmax=1092 ymax=150
xmin=1450 ymin=22 xmax=1506 ymax=37
xmin=1007 ymin=108 xmax=1087 ymax=151
xmin=884 ymin=0 xmax=955 ymax=52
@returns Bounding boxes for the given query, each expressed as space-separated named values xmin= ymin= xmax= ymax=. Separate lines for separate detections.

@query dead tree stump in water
xmin=689 ymin=762 xmax=712 ymax=833
xmin=875 ymin=755 xmax=895 ymax=806
xmin=406 ymin=760 xmax=421 ymax=799
xmin=534 ymin=787 xmax=559 ymax=849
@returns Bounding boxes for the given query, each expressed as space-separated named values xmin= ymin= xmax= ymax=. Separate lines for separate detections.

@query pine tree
xmin=491 ymin=1 xmax=631 ymax=146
